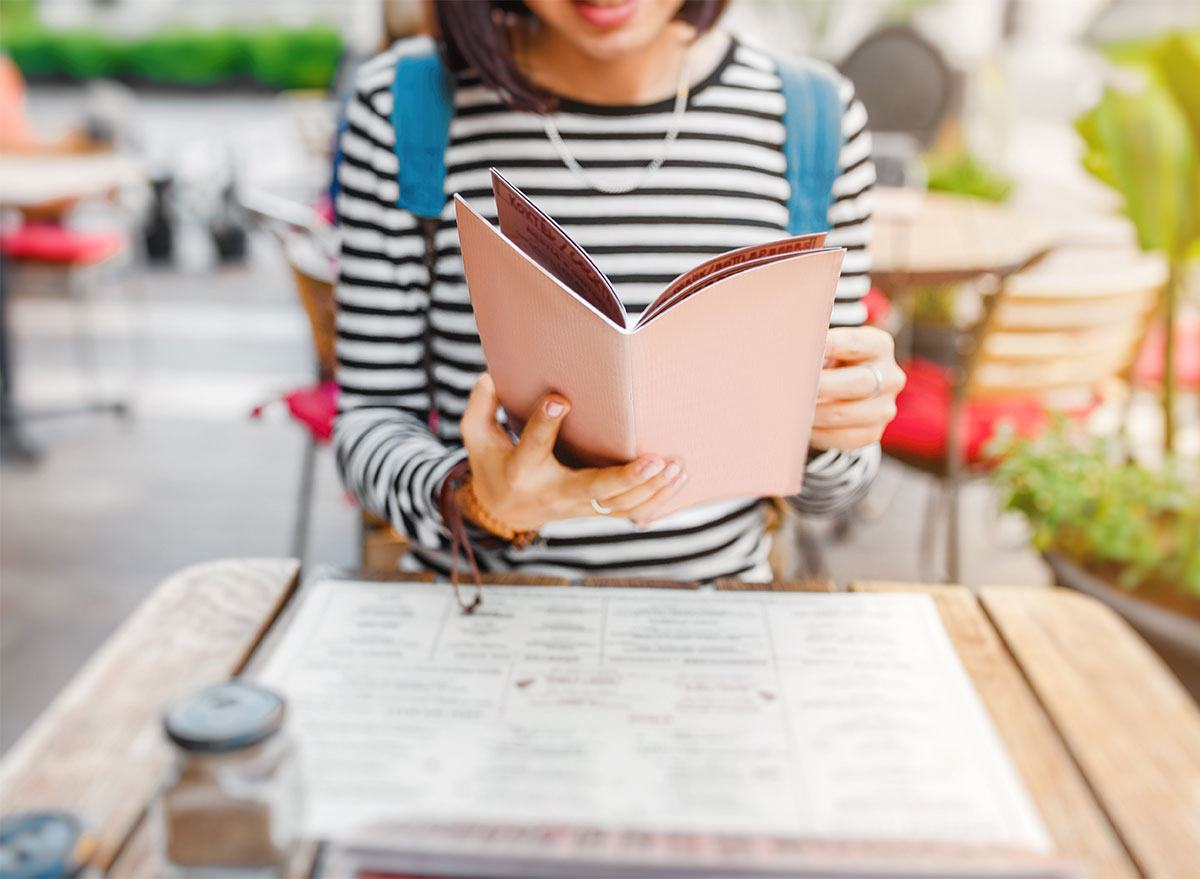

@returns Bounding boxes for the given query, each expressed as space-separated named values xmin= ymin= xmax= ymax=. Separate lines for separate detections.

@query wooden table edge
xmin=979 ymin=584 xmax=1200 ymax=878
xmin=849 ymin=580 xmax=1142 ymax=878
xmin=0 ymin=557 xmax=302 ymax=875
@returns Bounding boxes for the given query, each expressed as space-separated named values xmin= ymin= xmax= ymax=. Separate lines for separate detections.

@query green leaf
xmin=1084 ymin=83 xmax=1198 ymax=258
xmin=1155 ymin=34 xmax=1200 ymax=147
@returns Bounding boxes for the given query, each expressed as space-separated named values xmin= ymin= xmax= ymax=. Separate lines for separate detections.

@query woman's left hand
xmin=811 ymin=326 xmax=906 ymax=451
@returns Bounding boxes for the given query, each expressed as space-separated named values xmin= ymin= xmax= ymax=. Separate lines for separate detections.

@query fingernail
xmin=545 ymin=400 xmax=565 ymax=417
xmin=674 ymin=471 xmax=688 ymax=488
xmin=638 ymin=457 xmax=664 ymax=478
xmin=663 ymin=460 xmax=682 ymax=481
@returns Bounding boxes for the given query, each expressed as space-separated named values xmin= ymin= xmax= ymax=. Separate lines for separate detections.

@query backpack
xmin=387 ymin=46 xmax=843 ymax=235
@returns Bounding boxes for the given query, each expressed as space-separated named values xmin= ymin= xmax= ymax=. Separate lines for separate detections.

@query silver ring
xmin=590 ymin=498 xmax=613 ymax=515
xmin=865 ymin=363 xmax=884 ymax=400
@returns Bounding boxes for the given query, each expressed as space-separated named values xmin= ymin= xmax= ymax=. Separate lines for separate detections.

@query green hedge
xmin=0 ymin=23 xmax=343 ymax=89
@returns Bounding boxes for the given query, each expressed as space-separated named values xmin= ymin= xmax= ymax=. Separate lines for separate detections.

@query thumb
xmin=511 ymin=393 xmax=570 ymax=473
xmin=459 ymin=373 xmax=510 ymax=451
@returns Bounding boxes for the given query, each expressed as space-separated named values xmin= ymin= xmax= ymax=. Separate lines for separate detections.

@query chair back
xmin=287 ymin=259 xmax=337 ymax=381
xmin=839 ymin=26 xmax=957 ymax=149
xmin=239 ymin=189 xmax=339 ymax=381
xmin=966 ymin=247 xmax=1167 ymax=399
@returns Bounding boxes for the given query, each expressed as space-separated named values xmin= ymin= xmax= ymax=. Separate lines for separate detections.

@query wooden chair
xmin=241 ymin=190 xmax=409 ymax=569
xmin=881 ymin=246 xmax=1167 ymax=582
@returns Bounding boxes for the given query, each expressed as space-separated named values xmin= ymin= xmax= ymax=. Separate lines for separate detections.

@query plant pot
xmin=1045 ymin=551 xmax=1200 ymax=701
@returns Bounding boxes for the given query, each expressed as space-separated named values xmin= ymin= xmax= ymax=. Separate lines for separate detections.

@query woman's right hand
xmin=459 ymin=373 xmax=687 ymax=531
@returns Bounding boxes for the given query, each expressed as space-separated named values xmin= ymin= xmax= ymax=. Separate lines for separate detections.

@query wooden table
xmin=2 ymin=559 xmax=1198 ymax=878
xmin=0 ymin=153 xmax=146 ymax=208
xmin=871 ymin=187 xmax=1060 ymax=289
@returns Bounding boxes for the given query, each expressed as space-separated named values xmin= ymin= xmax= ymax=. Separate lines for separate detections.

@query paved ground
xmin=1 ymin=89 xmax=1051 ymax=753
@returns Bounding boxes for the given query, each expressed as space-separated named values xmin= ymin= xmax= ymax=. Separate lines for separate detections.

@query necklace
xmin=541 ymin=48 xmax=692 ymax=195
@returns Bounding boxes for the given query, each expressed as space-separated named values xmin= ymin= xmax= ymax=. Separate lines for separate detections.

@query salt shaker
xmin=153 ymin=680 xmax=302 ymax=878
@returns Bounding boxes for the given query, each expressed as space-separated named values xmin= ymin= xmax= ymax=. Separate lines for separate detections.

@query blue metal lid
xmin=0 ymin=812 xmax=94 ymax=879
xmin=164 ymin=680 xmax=286 ymax=753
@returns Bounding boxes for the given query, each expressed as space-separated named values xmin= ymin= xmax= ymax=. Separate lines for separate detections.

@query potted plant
xmin=988 ymin=31 xmax=1200 ymax=696
xmin=991 ymin=422 xmax=1200 ymax=696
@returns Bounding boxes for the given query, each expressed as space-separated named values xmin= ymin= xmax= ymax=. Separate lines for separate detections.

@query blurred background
xmin=1 ymin=0 xmax=1198 ymax=750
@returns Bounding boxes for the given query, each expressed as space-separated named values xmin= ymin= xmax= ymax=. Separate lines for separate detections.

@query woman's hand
xmin=812 ymin=326 xmax=906 ymax=451
xmin=459 ymin=374 xmax=687 ymax=531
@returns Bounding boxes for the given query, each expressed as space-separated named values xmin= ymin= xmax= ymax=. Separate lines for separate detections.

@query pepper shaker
xmin=152 ymin=680 xmax=302 ymax=878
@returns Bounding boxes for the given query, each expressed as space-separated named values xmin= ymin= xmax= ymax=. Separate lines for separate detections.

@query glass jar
xmin=0 ymin=811 xmax=97 ymax=879
xmin=153 ymin=680 xmax=302 ymax=879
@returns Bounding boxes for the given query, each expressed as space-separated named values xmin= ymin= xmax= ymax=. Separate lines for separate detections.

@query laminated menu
xmin=454 ymin=172 xmax=845 ymax=519
xmin=258 ymin=578 xmax=1068 ymax=878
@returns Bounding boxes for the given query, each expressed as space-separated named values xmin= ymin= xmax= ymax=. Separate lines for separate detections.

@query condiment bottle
xmin=0 ymin=811 xmax=97 ymax=878
xmin=153 ymin=680 xmax=302 ymax=878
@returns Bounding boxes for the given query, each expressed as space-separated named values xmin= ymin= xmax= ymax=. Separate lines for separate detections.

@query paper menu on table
xmin=256 ymin=580 xmax=1052 ymax=860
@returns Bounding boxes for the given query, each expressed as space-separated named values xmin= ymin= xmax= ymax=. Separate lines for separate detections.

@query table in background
xmin=0 ymin=151 xmax=147 ymax=461
xmin=871 ymin=187 xmax=1060 ymax=289
xmin=1 ymin=559 xmax=1197 ymax=878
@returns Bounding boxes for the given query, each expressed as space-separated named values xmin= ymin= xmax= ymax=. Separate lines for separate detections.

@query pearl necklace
xmin=540 ymin=49 xmax=692 ymax=196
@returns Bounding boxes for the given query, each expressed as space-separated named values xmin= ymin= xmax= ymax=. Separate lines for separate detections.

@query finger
xmin=810 ymin=425 xmax=885 ymax=451
xmin=823 ymin=326 xmax=894 ymax=365
xmin=511 ymin=393 xmax=571 ymax=473
xmin=595 ymin=458 xmax=683 ymax=513
xmin=459 ymin=373 xmax=510 ymax=452
xmin=818 ymin=363 xmax=886 ymax=402
xmin=625 ymin=470 xmax=689 ymax=527
xmin=812 ymin=397 xmax=898 ymax=430
xmin=564 ymin=454 xmax=669 ymax=504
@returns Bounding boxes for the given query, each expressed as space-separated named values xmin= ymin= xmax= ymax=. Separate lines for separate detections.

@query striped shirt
xmin=334 ymin=34 xmax=880 ymax=583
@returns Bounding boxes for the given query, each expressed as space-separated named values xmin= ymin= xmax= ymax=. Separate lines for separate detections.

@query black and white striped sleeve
xmin=332 ymin=47 xmax=466 ymax=549
xmin=791 ymin=73 xmax=882 ymax=516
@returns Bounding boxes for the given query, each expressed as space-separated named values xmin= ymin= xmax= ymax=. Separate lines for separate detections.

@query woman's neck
xmin=516 ymin=25 xmax=728 ymax=106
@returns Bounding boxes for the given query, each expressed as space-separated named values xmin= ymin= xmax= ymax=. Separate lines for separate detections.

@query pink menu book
xmin=454 ymin=171 xmax=845 ymax=518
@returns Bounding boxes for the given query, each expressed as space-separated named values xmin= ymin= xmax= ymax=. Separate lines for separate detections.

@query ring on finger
xmin=591 ymin=498 xmax=613 ymax=515
xmin=865 ymin=363 xmax=884 ymax=400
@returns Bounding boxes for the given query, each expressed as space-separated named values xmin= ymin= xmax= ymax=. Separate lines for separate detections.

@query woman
xmin=334 ymin=0 xmax=904 ymax=584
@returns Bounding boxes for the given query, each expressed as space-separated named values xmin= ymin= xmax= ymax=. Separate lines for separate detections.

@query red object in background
xmin=1134 ymin=317 xmax=1200 ymax=389
xmin=0 ymin=222 xmax=126 ymax=265
xmin=863 ymin=286 xmax=893 ymax=327
xmin=882 ymin=358 xmax=1096 ymax=465
xmin=252 ymin=380 xmax=338 ymax=443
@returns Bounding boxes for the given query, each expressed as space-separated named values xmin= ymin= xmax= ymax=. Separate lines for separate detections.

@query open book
xmin=454 ymin=171 xmax=845 ymax=518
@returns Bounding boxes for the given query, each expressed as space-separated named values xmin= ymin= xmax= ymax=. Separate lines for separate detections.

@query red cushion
xmin=0 ymin=223 xmax=126 ymax=264
xmin=863 ymin=286 xmax=893 ymax=326
xmin=1134 ymin=317 xmax=1200 ymax=389
xmin=882 ymin=358 xmax=1087 ymax=465
xmin=280 ymin=380 xmax=338 ymax=443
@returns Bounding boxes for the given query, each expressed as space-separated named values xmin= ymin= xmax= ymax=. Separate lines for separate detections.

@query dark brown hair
xmin=434 ymin=0 xmax=729 ymax=113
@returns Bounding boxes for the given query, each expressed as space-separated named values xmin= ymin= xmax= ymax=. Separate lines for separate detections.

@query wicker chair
xmin=881 ymin=246 xmax=1167 ymax=582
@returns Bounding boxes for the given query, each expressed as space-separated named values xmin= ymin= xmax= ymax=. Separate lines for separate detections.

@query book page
xmin=638 ymin=232 xmax=827 ymax=326
xmin=258 ymin=581 xmax=1052 ymax=864
xmin=491 ymin=170 xmax=627 ymax=328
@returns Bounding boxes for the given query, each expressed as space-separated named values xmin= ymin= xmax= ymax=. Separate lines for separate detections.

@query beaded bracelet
xmin=453 ymin=473 xmax=541 ymax=550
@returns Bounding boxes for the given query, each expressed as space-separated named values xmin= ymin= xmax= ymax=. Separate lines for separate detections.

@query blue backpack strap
xmin=777 ymin=60 xmax=844 ymax=235
xmin=390 ymin=47 xmax=454 ymax=219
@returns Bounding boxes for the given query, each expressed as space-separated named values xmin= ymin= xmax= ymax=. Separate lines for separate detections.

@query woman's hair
xmin=434 ymin=0 xmax=729 ymax=113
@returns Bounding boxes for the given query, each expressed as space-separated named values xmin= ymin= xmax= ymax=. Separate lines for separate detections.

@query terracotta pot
xmin=1045 ymin=551 xmax=1200 ymax=701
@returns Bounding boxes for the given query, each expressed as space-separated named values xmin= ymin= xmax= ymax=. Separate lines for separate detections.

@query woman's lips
xmin=571 ymin=0 xmax=641 ymax=29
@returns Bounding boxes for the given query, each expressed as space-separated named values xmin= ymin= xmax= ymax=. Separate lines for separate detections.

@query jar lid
xmin=164 ymin=680 xmax=286 ymax=753
xmin=0 ymin=811 xmax=95 ymax=879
